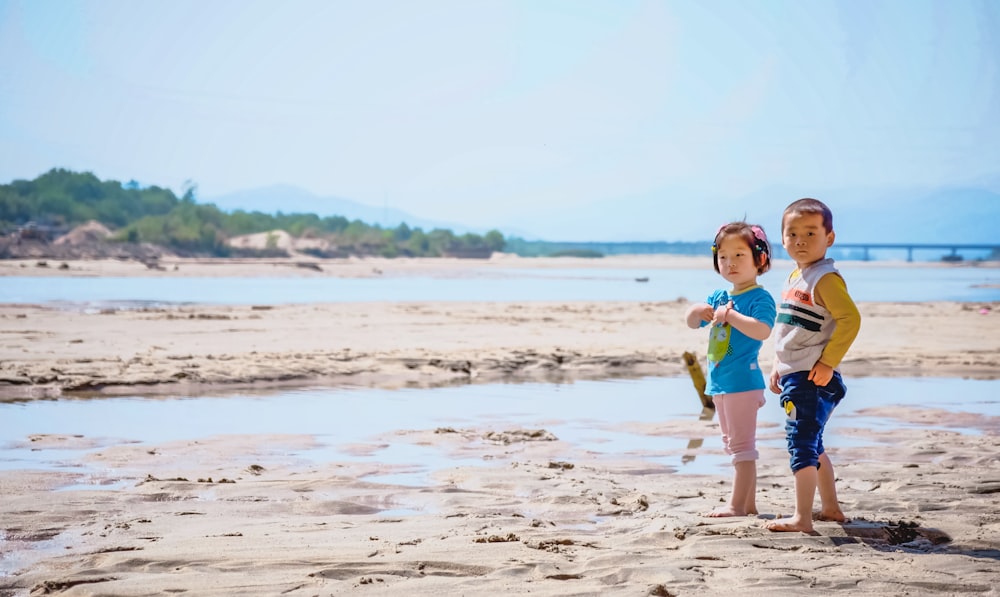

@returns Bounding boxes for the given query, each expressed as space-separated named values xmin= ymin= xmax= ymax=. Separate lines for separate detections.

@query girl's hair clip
xmin=749 ymin=225 xmax=770 ymax=256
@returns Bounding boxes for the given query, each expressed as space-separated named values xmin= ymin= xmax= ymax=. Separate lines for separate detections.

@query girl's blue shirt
xmin=700 ymin=285 xmax=776 ymax=395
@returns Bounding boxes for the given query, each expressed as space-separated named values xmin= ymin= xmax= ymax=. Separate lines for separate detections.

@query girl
xmin=685 ymin=222 xmax=776 ymax=517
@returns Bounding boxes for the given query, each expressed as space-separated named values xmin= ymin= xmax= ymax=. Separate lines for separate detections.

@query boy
xmin=766 ymin=198 xmax=861 ymax=533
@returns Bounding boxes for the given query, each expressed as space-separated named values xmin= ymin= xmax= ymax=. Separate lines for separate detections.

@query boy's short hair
xmin=782 ymin=198 xmax=833 ymax=233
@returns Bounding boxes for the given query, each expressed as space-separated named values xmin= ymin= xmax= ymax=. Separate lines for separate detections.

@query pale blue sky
xmin=1 ymin=0 xmax=998 ymax=236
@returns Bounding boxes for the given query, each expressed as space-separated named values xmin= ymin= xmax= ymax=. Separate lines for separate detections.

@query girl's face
xmin=715 ymin=235 xmax=759 ymax=291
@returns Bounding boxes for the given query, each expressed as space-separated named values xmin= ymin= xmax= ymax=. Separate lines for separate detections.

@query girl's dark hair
xmin=712 ymin=222 xmax=772 ymax=274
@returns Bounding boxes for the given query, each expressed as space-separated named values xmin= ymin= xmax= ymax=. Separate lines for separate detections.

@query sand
xmin=1 ymin=256 xmax=998 ymax=596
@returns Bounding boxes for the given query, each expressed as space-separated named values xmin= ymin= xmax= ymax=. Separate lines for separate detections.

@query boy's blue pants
xmin=779 ymin=371 xmax=846 ymax=472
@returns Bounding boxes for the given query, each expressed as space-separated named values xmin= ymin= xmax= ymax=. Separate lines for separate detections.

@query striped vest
xmin=773 ymin=258 xmax=841 ymax=376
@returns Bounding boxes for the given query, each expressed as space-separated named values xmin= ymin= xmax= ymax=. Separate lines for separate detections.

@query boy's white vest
xmin=773 ymin=258 xmax=840 ymax=376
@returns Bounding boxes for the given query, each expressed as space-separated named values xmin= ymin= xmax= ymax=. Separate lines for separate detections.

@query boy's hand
xmin=808 ymin=362 xmax=834 ymax=387
xmin=768 ymin=369 xmax=781 ymax=394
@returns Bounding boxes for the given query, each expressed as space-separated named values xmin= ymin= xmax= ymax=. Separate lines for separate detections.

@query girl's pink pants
xmin=713 ymin=389 xmax=766 ymax=464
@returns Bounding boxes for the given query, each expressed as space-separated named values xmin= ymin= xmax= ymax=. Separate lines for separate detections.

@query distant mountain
xmin=203 ymin=184 xmax=469 ymax=233
xmin=204 ymin=181 xmax=999 ymax=245
xmin=732 ymin=184 xmax=1000 ymax=245
xmin=499 ymin=183 xmax=1000 ymax=244
xmin=496 ymin=186 xmax=727 ymax=242
xmin=822 ymin=185 xmax=998 ymax=245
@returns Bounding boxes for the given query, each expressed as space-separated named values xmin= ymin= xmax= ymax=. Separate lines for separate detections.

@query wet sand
xmin=1 ymin=256 xmax=998 ymax=596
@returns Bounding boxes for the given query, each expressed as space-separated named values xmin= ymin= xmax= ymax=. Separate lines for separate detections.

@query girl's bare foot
xmin=702 ymin=505 xmax=746 ymax=518
xmin=765 ymin=515 xmax=813 ymax=533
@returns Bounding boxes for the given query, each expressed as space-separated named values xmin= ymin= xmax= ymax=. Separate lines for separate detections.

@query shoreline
xmin=1 ymin=299 xmax=997 ymax=401
xmin=2 ymin=254 xmax=999 ymax=279
xmin=1 ymin=256 xmax=997 ymax=400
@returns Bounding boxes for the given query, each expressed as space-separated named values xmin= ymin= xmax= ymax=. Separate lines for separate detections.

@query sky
xmin=1 ymin=0 xmax=998 ymax=239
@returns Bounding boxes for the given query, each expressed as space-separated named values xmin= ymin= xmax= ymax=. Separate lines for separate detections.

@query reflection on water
xmin=0 ymin=376 xmax=997 ymax=487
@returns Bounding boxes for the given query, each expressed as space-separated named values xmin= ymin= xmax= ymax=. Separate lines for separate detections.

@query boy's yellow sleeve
xmin=815 ymin=273 xmax=861 ymax=369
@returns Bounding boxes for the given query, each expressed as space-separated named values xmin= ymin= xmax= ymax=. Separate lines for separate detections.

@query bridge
xmin=816 ymin=243 xmax=999 ymax=262
xmin=507 ymin=240 xmax=999 ymax=262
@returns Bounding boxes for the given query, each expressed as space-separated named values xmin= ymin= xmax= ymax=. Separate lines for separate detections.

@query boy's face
xmin=782 ymin=212 xmax=834 ymax=267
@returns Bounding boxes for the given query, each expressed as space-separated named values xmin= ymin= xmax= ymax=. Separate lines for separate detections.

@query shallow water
xmin=2 ymin=264 xmax=998 ymax=307
xmin=1 ymin=376 xmax=996 ymax=488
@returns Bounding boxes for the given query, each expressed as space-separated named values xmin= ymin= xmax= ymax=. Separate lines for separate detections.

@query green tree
xmin=1 ymin=169 xmax=509 ymax=259
xmin=484 ymin=229 xmax=505 ymax=253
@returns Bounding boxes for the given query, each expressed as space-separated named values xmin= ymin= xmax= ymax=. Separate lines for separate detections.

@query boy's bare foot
xmin=765 ymin=515 xmax=813 ymax=533
xmin=701 ymin=506 xmax=747 ymax=518
xmin=816 ymin=509 xmax=846 ymax=522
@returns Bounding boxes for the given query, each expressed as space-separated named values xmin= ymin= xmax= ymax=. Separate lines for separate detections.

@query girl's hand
xmin=685 ymin=303 xmax=715 ymax=328
xmin=711 ymin=300 xmax=734 ymax=326
xmin=698 ymin=305 xmax=715 ymax=322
